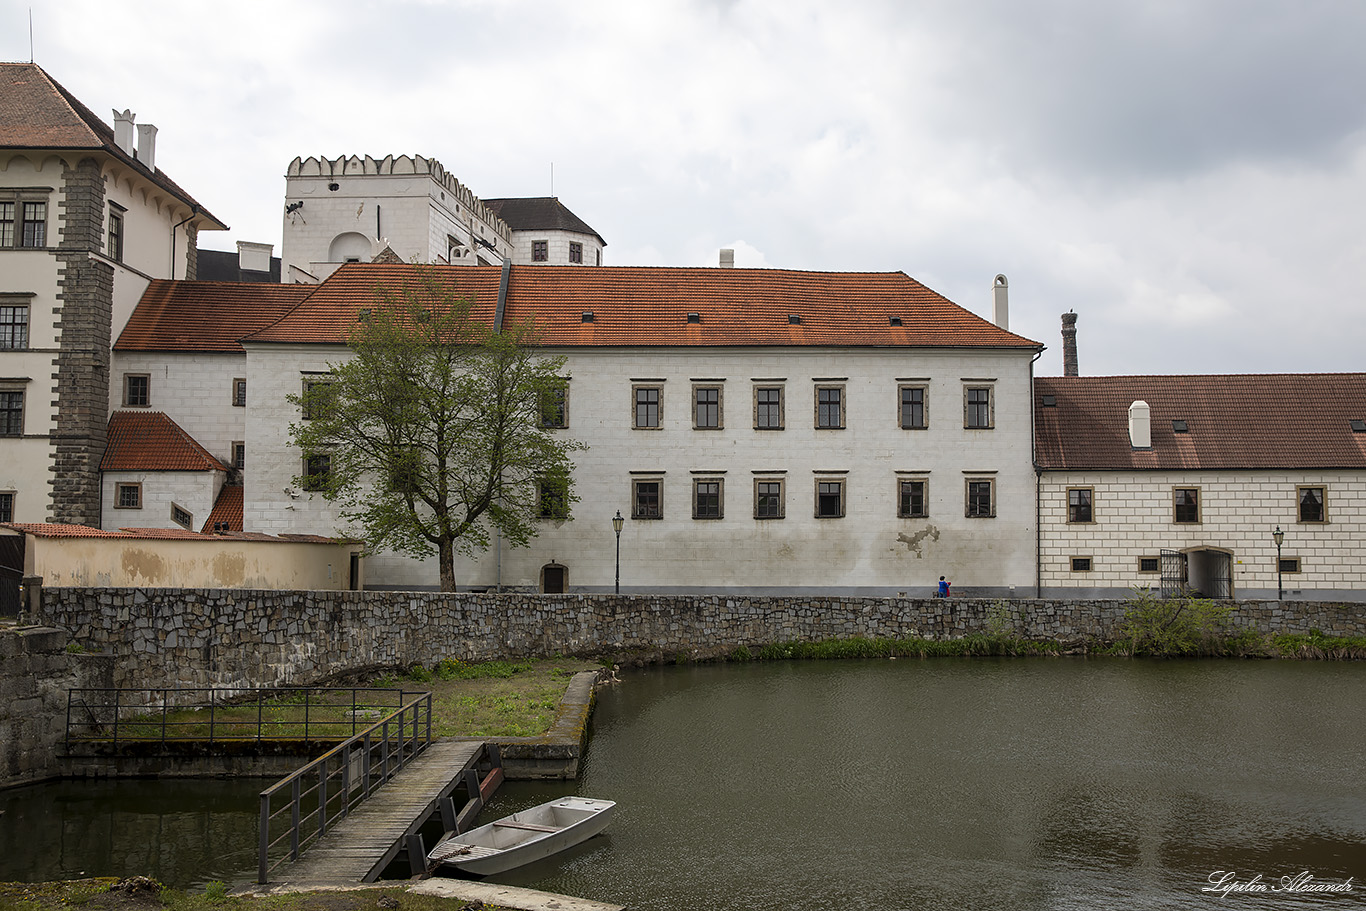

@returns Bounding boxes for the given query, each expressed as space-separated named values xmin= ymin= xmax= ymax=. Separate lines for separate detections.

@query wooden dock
xmin=270 ymin=740 xmax=495 ymax=886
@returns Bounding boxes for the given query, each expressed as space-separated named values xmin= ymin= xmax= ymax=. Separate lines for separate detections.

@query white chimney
xmin=1128 ymin=400 xmax=1151 ymax=449
xmin=136 ymin=123 xmax=158 ymax=171
xmin=992 ymin=274 xmax=1009 ymax=330
xmin=113 ymin=109 xmax=136 ymax=156
xmin=719 ymin=248 xmax=735 ymax=269
xmin=237 ymin=241 xmax=274 ymax=274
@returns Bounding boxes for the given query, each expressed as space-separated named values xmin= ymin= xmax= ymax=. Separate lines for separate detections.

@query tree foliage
xmin=289 ymin=270 xmax=585 ymax=591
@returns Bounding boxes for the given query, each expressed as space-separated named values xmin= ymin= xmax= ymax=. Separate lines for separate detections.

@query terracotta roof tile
xmin=242 ymin=263 xmax=1041 ymax=350
xmin=102 ymin=411 xmax=227 ymax=472
xmin=1035 ymin=374 xmax=1366 ymax=470
xmin=201 ymin=485 xmax=243 ymax=534
xmin=1 ymin=521 xmax=347 ymax=544
xmin=1 ymin=523 xmax=128 ymax=538
xmin=0 ymin=63 xmax=224 ymax=229
xmin=115 ymin=280 xmax=316 ymax=352
xmin=483 ymin=197 xmax=605 ymax=245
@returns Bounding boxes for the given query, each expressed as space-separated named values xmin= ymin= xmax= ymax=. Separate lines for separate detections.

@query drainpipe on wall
xmin=1029 ymin=347 xmax=1045 ymax=599
xmin=170 ymin=207 xmax=198 ymax=280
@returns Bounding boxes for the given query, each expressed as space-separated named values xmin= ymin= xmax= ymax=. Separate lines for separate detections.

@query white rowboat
xmin=427 ymin=796 xmax=616 ymax=875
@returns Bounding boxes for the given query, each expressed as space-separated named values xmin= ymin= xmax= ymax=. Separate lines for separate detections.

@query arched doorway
xmin=1161 ymin=547 xmax=1234 ymax=599
xmin=541 ymin=563 xmax=567 ymax=594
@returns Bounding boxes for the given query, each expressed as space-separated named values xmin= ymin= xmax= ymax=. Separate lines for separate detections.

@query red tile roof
xmin=115 ymin=280 xmax=316 ymax=352
xmin=101 ymin=412 xmax=227 ymax=472
xmin=0 ymin=63 xmax=224 ymax=229
xmin=1 ymin=522 xmax=347 ymax=544
xmin=1035 ymin=374 xmax=1366 ymax=470
xmin=242 ymin=263 xmax=1041 ymax=349
xmin=201 ymin=485 xmax=243 ymax=534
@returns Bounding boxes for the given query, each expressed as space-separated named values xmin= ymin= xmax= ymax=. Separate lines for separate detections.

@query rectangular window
xmin=1138 ymin=556 xmax=1160 ymax=573
xmin=632 ymin=479 xmax=662 ymax=519
xmin=538 ymin=480 xmax=568 ymax=519
xmin=754 ymin=479 xmax=784 ymax=519
xmin=115 ymin=483 xmax=142 ymax=509
xmin=633 ymin=386 xmax=661 ymax=429
xmin=899 ymin=386 xmax=926 ymax=429
xmin=898 ymin=479 xmax=927 ymax=518
xmin=0 ymin=391 xmax=23 ymax=437
xmin=1067 ymin=487 xmax=1094 ymax=523
xmin=532 ymin=240 xmax=548 ymax=262
xmin=1071 ymin=557 xmax=1093 ymax=572
xmin=1173 ymin=487 xmax=1200 ymax=524
xmin=0 ymin=305 xmax=28 ymax=350
xmin=815 ymin=479 xmax=844 ymax=518
xmin=569 ymin=242 xmax=583 ymax=264
xmin=693 ymin=478 xmax=723 ymax=519
xmin=232 ymin=378 xmax=247 ymax=407
xmin=541 ymin=386 xmax=568 ymax=428
xmin=302 ymin=380 xmax=336 ymax=421
xmin=1297 ymin=486 xmax=1326 ymax=523
xmin=0 ymin=491 xmax=12 ymax=523
xmin=1279 ymin=557 xmax=1301 ymax=573
xmin=965 ymin=386 xmax=993 ymax=429
xmin=816 ymin=386 xmax=844 ymax=429
xmin=303 ymin=453 xmax=332 ymax=491
xmin=755 ymin=386 xmax=783 ymax=430
xmin=231 ymin=442 xmax=245 ymax=471
xmin=20 ymin=202 xmax=46 ymax=247
xmin=693 ymin=386 xmax=721 ymax=429
xmin=170 ymin=503 xmax=193 ymax=530
xmin=107 ymin=206 xmax=124 ymax=262
xmin=966 ymin=479 xmax=995 ymax=518
xmin=124 ymin=374 xmax=150 ymax=408
xmin=0 ymin=203 xmax=12 ymax=247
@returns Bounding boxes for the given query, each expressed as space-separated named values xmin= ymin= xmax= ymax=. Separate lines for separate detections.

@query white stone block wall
xmin=1039 ymin=470 xmax=1366 ymax=599
xmin=0 ymin=251 xmax=62 ymax=522
xmin=109 ymin=352 xmax=248 ymax=469
xmin=102 ymin=469 xmax=223 ymax=533
xmin=509 ymin=229 xmax=603 ymax=266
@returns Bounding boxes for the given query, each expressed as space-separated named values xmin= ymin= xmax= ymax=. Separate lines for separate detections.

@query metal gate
xmin=1159 ymin=549 xmax=1186 ymax=599
xmin=0 ymin=535 xmax=22 ymax=616
xmin=1205 ymin=551 xmax=1233 ymax=600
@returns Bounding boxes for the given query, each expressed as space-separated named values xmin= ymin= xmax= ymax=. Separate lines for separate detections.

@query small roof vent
xmin=1351 ymin=419 xmax=1366 ymax=433
xmin=788 ymin=314 xmax=801 ymax=325
xmin=1172 ymin=420 xmax=1188 ymax=433
xmin=581 ymin=311 xmax=594 ymax=323
xmin=1041 ymin=395 xmax=1056 ymax=407
xmin=686 ymin=312 xmax=701 ymax=324
xmin=888 ymin=316 xmax=903 ymax=326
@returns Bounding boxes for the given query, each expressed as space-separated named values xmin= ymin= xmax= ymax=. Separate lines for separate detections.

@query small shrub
xmin=204 ymin=880 xmax=228 ymax=902
xmin=729 ymin=645 xmax=753 ymax=662
xmin=1114 ymin=589 xmax=1233 ymax=657
xmin=64 ymin=642 xmax=87 ymax=654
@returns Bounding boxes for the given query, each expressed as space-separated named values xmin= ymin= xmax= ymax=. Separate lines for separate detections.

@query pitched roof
xmin=102 ymin=411 xmax=227 ymax=472
xmin=1035 ymin=374 xmax=1366 ymax=470
xmin=0 ymin=522 xmax=345 ymax=544
xmin=201 ymin=485 xmax=243 ymax=534
xmin=483 ymin=197 xmax=605 ymax=246
xmin=0 ymin=63 xmax=224 ymax=229
xmin=241 ymin=263 xmax=1041 ymax=350
xmin=115 ymin=280 xmax=316 ymax=352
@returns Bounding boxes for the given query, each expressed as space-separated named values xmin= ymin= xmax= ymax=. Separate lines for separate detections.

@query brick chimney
xmin=719 ymin=248 xmax=734 ymax=268
xmin=1061 ymin=311 xmax=1079 ymax=376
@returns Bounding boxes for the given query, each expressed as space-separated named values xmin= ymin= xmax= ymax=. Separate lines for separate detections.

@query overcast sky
xmin=5 ymin=0 xmax=1364 ymax=375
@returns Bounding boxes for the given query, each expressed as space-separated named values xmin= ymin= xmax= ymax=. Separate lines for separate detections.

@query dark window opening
xmin=633 ymin=480 xmax=661 ymax=519
xmin=899 ymin=479 xmax=926 ymax=518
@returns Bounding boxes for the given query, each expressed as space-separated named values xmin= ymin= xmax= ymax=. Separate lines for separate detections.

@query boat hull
xmin=428 ymin=796 xmax=615 ymax=876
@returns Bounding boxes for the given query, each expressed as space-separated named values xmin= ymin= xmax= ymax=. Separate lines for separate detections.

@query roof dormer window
xmin=1172 ymin=420 xmax=1188 ymax=433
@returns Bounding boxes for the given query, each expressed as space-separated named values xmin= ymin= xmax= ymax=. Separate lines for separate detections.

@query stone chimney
xmin=1062 ymin=310 xmax=1079 ymax=376
xmin=113 ymin=109 xmax=135 ymax=156
xmin=1128 ymin=400 xmax=1151 ymax=449
xmin=237 ymin=241 xmax=274 ymax=274
xmin=719 ymin=248 xmax=735 ymax=269
xmin=136 ymin=123 xmax=158 ymax=171
xmin=992 ymin=274 xmax=1009 ymax=330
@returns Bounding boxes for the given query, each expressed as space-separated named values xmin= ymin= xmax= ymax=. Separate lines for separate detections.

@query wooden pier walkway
xmin=271 ymin=740 xmax=495 ymax=886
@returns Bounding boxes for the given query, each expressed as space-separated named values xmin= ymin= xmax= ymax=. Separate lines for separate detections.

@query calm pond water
xmin=482 ymin=659 xmax=1366 ymax=911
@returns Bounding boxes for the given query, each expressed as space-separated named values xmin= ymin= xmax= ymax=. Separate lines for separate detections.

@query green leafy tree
xmin=289 ymin=270 xmax=585 ymax=591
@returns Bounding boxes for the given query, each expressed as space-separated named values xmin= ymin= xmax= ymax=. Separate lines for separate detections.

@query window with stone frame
xmin=898 ymin=479 xmax=927 ymax=518
xmin=540 ymin=385 xmax=568 ymax=428
xmin=231 ymin=442 xmax=245 ymax=472
xmin=964 ymin=385 xmax=993 ymax=429
xmin=1 ymin=193 xmax=51 ymax=249
xmin=302 ymin=379 xmax=337 ymax=421
xmin=170 ymin=502 xmax=193 ymax=530
xmin=107 ymin=203 xmax=125 ymax=262
xmin=0 ymin=302 xmax=28 ymax=350
xmin=693 ymin=385 xmax=722 ymax=430
xmin=966 ymin=479 xmax=995 ymax=518
xmin=1138 ymin=556 xmax=1161 ymax=573
xmin=1071 ymin=556 xmax=1093 ymax=572
xmin=20 ymin=201 xmax=46 ymax=247
xmin=1297 ymin=486 xmax=1326 ymax=523
xmin=815 ymin=385 xmax=844 ymax=429
xmin=632 ymin=479 xmax=662 ymax=519
xmin=569 ymin=242 xmax=583 ymax=264
xmin=815 ymin=479 xmax=845 ymax=518
xmin=754 ymin=385 xmax=784 ymax=430
xmin=0 ymin=202 xmax=11 ymax=247
xmin=0 ymin=491 xmax=12 ymax=523
xmin=232 ymin=378 xmax=247 ymax=407
xmin=303 ymin=453 xmax=332 ymax=491
xmin=1173 ymin=487 xmax=1200 ymax=524
xmin=693 ymin=478 xmax=723 ymax=519
xmin=754 ymin=478 xmax=784 ymax=519
xmin=538 ymin=479 xmax=569 ymax=519
xmin=1278 ymin=557 xmax=1302 ymax=573
xmin=633 ymin=385 xmax=662 ymax=429
xmin=1067 ymin=487 xmax=1094 ymax=523
xmin=115 ymin=483 xmax=142 ymax=509
xmin=899 ymin=385 xmax=927 ymax=430
xmin=124 ymin=374 xmax=150 ymax=408
xmin=0 ymin=390 xmax=23 ymax=437
xmin=532 ymin=240 xmax=548 ymax=262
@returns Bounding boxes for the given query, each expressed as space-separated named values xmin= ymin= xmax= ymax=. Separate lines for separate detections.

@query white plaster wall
xmin=243 ymin=342 xmax=1038 ymax=594
xmin=103 ymin=168 xmax=177 ymax=279
xmin=1039 ymin=470 xmax=1366 ymax=598
xmin=109 ymin=351 xmax=247 ymax=468
xmin=102 ymin=469 xmax=223 ymax=533
xmin=509 ymin=229 xmax=603 ymax=266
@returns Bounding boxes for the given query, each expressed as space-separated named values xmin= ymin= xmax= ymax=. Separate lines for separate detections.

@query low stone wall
xmin=36 ymin=589 xmax=1366 ymax=696
xmin=0 ymin=625 xmax=113 ymax=788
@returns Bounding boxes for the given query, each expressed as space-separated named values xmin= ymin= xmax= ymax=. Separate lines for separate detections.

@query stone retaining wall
xmin=37 ymin=589 xmax=1366 ymax=695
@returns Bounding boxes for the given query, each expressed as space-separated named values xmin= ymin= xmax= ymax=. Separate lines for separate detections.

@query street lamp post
xmin=1272 ymin=525 xmax=1284 ymax=601
xmin=612 ymin=510 xmax=624 ymax=595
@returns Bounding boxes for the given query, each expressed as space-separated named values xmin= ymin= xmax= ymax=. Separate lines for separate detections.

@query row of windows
xmin=1066 ymin=485 xmax=1334 ymax=525
xmin=1 ymin=192 xmax=124 ymax=259
xmin=534 ymin=476 xmax=999 ymax=521
xmin=537 ymin=383 xmax=996 ymax=431
xmin=119 ymin=374 xmax=248 ymax=408
xmin=112 ymin=483 xmax=195 ymax=528
xmin=1067 ymin=555 xmax=1306 ymax=573
xmin=530 ymin=240 xmax=598 ymax=265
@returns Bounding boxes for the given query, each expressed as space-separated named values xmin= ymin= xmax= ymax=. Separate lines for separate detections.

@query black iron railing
xmin=257 ymin=693 xmax=434 ymax=883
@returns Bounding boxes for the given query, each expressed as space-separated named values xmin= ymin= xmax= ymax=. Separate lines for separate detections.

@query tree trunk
xmin=438 ymin=539 xmax=456 ymax=592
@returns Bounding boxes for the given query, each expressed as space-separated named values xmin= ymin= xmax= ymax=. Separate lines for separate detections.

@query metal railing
xmin=64 ymin=687 xmax=424 ymax=749
xmin=257 ymin=693 xmax=433 ymax=883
